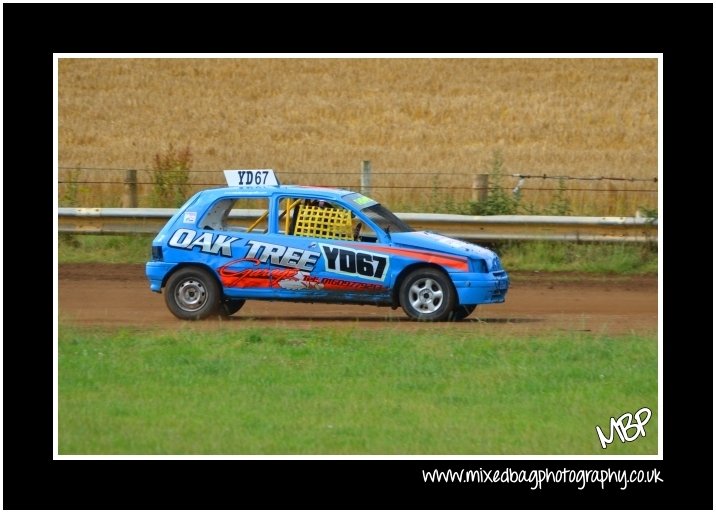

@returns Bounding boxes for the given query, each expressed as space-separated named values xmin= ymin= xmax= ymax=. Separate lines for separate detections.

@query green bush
xmin=464 ymin=151 xmax=573 ymax=216
xmin=469 ymin=150 xmax=518 ymax=215
xmin=545 ymin=177 xmax=572 ymax=216
xmin=151 ymin=144 xmax=192 ymax=207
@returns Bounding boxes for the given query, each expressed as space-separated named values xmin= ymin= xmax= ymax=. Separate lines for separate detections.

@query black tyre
xmin=164 ymin=267 xmax=221 ymax=320
xmin=219 ymin=299 xmax=246 ymax=317
xmin=399 ymin=268 xmax=456 ymax=321
xmin=449 ymin=304 xmax=477 ymax=321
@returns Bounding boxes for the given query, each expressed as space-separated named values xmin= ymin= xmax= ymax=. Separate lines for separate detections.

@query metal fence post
xmin=472 ymin=173 xmax=488 ymax=203
xmin=361 ymin=160 xmax=372 ymax=197
xmin=122 ymin=169 xmax=138 ymax=208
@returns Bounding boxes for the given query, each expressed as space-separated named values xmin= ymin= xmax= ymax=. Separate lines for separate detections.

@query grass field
xmin=58 ymin=325 xmax=657 ymax=455
xmin=58 ymin=58 xmax=658 ymax=215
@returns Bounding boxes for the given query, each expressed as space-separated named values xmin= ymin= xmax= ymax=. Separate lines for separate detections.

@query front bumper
xmin=450 ymin=271 xmax=509 ymax=305
xmin=145 ymin=261 xmax=177 ymax=292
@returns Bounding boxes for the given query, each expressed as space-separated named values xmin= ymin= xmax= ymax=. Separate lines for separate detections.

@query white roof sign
xmin=224 ymin=169 xmax=280 ymax=187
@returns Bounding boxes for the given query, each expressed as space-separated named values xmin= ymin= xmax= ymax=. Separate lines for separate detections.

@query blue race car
xmin=146 ymin=170 xmax=509 ymax=321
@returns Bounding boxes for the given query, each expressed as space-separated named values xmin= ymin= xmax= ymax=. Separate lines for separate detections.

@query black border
xmin=4 ymin=3 xmax=712 ymax=510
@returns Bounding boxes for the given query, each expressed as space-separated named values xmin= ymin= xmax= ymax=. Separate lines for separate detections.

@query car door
xmin=279 ymin=196 xmax=393 ymax=303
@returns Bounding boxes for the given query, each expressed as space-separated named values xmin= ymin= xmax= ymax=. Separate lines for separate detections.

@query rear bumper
xmin=450 ymin=271 xmax=509 ymax=305
xmin=145 ymin=262 xmax=177 ymax=292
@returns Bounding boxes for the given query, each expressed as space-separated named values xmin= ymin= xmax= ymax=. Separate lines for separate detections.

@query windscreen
xmin=361 ymin=204 xmax=414 ymax=234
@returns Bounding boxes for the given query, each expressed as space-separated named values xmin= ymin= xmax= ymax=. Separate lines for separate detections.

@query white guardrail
xmin=58 ymin=208 xmax=658 ymax=243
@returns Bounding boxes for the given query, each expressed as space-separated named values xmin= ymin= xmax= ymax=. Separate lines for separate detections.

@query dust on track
xmin=58 ymin=264 xmax=658 ymax=335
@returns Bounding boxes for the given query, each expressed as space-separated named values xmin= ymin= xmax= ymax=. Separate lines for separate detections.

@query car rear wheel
xmin=449 ymin=304 xmax=477 ymax=321
xmin=165 ymin=267 xmax=221 ymax=320
xmin=399 ymin=268 xmax=456 ymax=321
xmin=220 ymin=299 xmax=246 ymax=317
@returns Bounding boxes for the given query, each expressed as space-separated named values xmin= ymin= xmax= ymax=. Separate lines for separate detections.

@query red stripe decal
xmin=347 ymin=243 xmax=469 ymax=271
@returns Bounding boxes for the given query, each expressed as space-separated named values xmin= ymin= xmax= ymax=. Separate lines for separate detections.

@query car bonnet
xmin=389 ymin=231 xmax=498 ymax=262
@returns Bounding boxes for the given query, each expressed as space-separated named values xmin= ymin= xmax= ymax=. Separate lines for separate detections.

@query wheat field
xmin=58 ymin=58 xmax=658 ymax=214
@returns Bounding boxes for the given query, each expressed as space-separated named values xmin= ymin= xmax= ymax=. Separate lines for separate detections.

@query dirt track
xmin=58 ymin=264 xmax=657 ymax=335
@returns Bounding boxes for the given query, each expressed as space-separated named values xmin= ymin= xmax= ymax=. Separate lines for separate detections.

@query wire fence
xmin=58 ymin=166 xmax=658 ymax=216
xmin=57 ymin=180 xmax=657 ymax=193
xmin=58 ymin=166 xmax=659 ymax=182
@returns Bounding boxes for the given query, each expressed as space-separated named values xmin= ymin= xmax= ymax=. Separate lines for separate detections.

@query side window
xmin=277 ymin=197 xmax=356 ymax=241
xmin=200 ymin=197 xmax=269 ymax=233
xmin=356 ymin=220 xmax=378 ymax=243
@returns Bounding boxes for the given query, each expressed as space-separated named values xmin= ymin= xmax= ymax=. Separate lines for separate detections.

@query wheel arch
xmin=391 ymin=262 xmax=453 ymax=307
xmin=161 ymin=262 xmax=222 ymax=291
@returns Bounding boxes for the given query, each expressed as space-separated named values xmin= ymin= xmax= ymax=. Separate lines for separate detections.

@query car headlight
xmin=491 ymin=256 xmax=503 ymax=272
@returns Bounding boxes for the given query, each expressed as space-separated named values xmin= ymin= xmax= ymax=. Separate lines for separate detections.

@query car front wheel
xmin=165 ymin=267 xmax=221 ymax=320
xmin=399 ymin=268 xmax=456 ymax=321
